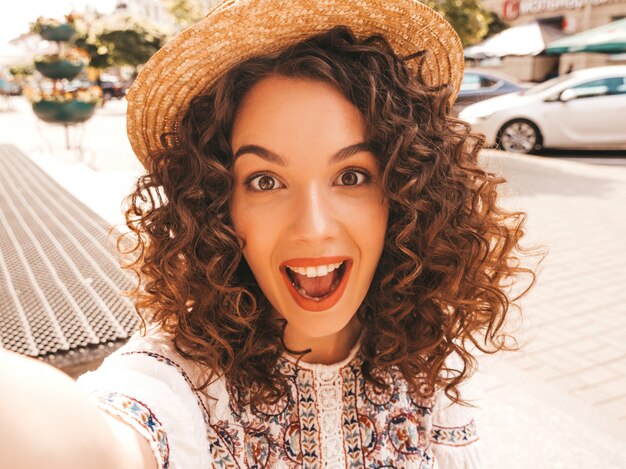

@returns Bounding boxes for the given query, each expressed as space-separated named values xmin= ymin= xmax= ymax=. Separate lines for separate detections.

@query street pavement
xmin=1 ymin=96 xmax=626 ymax=467
xmin=0 ymin=96 xmax=142 ymax=226
xmin=474 ymin=151 xmax=626 ymax=467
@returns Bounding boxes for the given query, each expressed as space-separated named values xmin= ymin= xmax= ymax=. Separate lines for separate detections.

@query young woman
xmin=1 ymin=1 xmax=535 ymax=468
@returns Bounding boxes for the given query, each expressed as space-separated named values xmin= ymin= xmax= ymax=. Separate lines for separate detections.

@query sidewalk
xmin=0 ymin=97 xmax=142 ymax=226
xmin=2 ymin=97 xmax=626 ymax=467
xmin=475 ymin=150 xmax=626 ymax=468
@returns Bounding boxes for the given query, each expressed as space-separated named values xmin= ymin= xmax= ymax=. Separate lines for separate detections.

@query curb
xmin=480 ymin=149 xmax=626 ymax=182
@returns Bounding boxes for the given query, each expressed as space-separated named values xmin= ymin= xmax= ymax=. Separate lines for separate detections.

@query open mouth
xmin=280 ymin=258 xmax=352 ymax=312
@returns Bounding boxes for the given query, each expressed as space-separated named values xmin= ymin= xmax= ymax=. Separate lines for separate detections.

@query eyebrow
xmin=233 ymin=142 xmax=374 ymax=166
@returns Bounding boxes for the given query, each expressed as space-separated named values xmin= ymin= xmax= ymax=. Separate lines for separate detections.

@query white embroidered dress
xmin=77 ymin=328 xmax=483 ymax=468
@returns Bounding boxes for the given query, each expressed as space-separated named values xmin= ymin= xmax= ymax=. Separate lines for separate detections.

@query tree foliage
xmin=74 ymin=32 xmax=112 ymax=70
xmin=97 ymin=17 xmax=167 ymax=68
xmin=163 ymin=0 xmax=205 ymax=29
xmin=422 ymin=0 xmax=493 ymax=46
xmin=485 ymin=11 xmax=510 ymax=39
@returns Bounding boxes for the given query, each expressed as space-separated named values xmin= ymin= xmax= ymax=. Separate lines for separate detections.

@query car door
xmin=546 ymin=75 xmax=626 ymax=148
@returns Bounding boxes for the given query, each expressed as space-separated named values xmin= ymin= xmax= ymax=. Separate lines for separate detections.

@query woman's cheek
xmin=342 ymin=191 xmax=388 ymax=229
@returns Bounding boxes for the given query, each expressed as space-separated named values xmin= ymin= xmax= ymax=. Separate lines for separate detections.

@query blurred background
xmin=1 ymin=1 xmax=625 ymax=467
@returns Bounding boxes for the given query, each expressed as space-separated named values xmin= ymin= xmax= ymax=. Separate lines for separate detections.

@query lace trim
xmin=314 ymin=367 xmax=346 ymax=467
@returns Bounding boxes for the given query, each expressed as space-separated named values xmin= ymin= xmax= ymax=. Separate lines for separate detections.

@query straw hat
xmin=126 ymin=0 xmax=464 ymax=166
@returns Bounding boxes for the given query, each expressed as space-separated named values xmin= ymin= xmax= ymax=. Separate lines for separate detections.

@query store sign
xmin=503 ymin=0 xmax=624 ymax=20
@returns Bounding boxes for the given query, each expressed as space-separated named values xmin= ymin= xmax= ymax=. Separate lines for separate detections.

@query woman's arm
xmin=0 ymin=348 xmax=156 ymax=469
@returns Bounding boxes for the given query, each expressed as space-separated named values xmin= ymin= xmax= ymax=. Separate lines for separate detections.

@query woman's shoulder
xmin=86 ymin=322 xmax=230 ymax=407
xmin=108 ymin=324 xmax=196 ymax=376
xmin=75 ymin=324 xmax=222 ymax=468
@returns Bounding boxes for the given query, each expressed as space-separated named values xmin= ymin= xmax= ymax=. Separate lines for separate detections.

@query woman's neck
xmin=283 ymin=316 xmax=363 ymax=365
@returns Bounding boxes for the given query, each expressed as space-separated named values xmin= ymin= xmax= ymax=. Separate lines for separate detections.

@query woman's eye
xmin=246 ymin=174 xmax=284 ymax=191
xmin=334 ymin=169 xmax=370 ymax=187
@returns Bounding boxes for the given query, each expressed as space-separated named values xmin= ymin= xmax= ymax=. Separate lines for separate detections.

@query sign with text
xmin=503 ymin=0 xmax=625 ymax=20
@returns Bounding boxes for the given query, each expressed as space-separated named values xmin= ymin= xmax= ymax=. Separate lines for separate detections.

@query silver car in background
xmin=455 ymin=69 xmax=529 ymax=110
xmin=459 ymin=66 xmax=626 ymax=154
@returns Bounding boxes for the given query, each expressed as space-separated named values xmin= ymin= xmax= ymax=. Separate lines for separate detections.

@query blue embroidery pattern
xmin=295 ymin=367 xmax=322 ymax=468
xmin=94 ymin=391 xmax=170 ymax=469
xmin=340 ymin=364 xmax=364 ymax=468
xmin=432 ymin=419 xmax=479 ymax=447
xmin=122 ymin=350 xmax=242 ymax=467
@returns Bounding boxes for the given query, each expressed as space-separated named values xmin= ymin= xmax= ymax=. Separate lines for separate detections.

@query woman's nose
xmin=290 ymin=185 xmax=340 ymax=243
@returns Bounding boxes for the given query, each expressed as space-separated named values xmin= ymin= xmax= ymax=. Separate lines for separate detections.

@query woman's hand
xmin=0 ymin=348 xmax=156 ymax=469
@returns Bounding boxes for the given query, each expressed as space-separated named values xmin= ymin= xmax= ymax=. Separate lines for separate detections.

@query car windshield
xmin=520 ymin=74 xmax=573 ymax=96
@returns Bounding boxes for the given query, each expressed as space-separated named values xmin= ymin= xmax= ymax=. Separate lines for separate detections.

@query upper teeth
xmin=287 ymin=262 xmax=344 ymax=278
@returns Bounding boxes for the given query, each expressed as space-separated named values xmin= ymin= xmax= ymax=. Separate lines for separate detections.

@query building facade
xmin=479 ymin=0 xmax=626 ymax=79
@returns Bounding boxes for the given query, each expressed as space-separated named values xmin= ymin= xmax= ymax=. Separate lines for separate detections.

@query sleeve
xmin=75 ymin=346 xmax=210 ymax=469
xmin=430 ymin=350 xmax=484 ymax=468
xmin=431 ymin=391 xmax=484 ymax=468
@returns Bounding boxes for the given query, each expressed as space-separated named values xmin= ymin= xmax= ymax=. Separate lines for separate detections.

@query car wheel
xmin=497 ymin=119 xmax=542 ymax=154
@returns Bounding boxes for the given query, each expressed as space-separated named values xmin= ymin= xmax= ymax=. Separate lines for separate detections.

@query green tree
xmin=484 ymin=11 xmax=509 ymax=39
xmin=423 ymin=0 xmax=493 ymax=46
xmin=74 ymin=33 xmax=112 ymax=70
xmin=163 ymin=0 xmax=205 ymax=28
xmin=97 ymin=17 xmax=167 ymax=71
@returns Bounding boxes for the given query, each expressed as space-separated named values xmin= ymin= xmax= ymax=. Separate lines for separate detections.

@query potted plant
xmin=31 ymin=13 xmax=85 ymax=42
xmin=26 ymin=85 xmax=102 ymax=124
xmin=35 ymin=48 xmax=90 ymax=80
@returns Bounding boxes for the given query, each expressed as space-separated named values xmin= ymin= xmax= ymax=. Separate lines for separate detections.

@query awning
xmin=545 ymin=18 xmax=626 ymax=55
xmin=464 ymin=22 xmax=566 ymax=59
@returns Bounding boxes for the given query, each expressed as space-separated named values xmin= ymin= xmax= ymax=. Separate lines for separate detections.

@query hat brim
xmin=126 ymin=0 xmax=464 ymax=166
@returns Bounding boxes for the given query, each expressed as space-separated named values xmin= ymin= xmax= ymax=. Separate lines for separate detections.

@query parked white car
xmin=459 ymin=66 xmax=626 ymax=154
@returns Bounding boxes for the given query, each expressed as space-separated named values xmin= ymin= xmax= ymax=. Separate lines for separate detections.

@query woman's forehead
xmin=231 ymin=76 xmax=368 ymax=159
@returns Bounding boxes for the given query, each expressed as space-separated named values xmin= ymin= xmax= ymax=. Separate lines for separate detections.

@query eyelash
xmin=336 ymin=167 xmax=372 ymax=186
xmin=244 ymin=167 xmax=372 ymax=192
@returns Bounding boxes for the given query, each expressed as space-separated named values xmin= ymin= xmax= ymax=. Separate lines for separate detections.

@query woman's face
xmin=229 ymin=75 xmax=388 ymax=346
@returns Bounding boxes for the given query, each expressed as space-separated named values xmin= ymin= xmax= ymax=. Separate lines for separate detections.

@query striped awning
xmin=0 ymin=144 xmax=138 ymax=370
